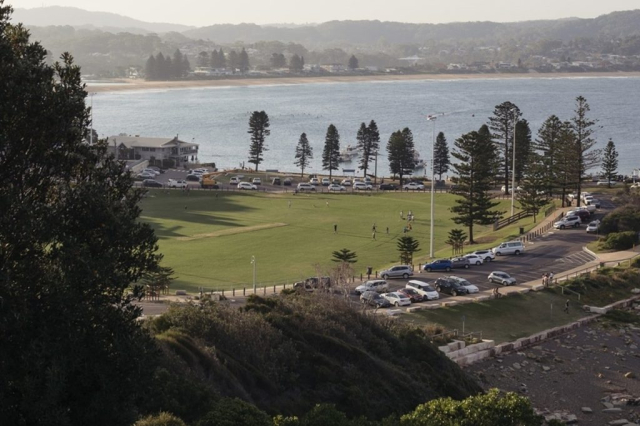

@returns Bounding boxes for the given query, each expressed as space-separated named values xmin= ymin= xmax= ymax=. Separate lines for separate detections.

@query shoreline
xmin=87 ymin=71 xmax=640 ymax=93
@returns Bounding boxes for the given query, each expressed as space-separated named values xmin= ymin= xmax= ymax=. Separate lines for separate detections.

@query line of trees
xmin=194 ymin=48 xmax=252 ymax=73
xmin=145 ymin=49 xmax=190 ymax=80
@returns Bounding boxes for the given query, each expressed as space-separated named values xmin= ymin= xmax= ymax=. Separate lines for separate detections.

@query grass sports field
xmin=140 ymin=189 xmax=546 ymax=293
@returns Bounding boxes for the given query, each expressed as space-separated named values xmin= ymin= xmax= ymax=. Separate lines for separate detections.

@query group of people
xmin=542 ymin=272 xmax=555 ymax=287
xmin=400 ymin=210 xmax=415 ymax=234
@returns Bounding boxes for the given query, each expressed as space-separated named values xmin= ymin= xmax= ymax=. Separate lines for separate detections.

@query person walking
xmin=334 ymin=224 xmax=338 ymax=234
xmin=372 ymin=223 xmax=377 ymax=233
xmin=372 ymin=231 xmax=376 ymax=240
xmin=400 ymin=210 xmax=403 ymax=220
xmin=548 ymin=272 xmax=554 ymax=285
xmin=386 ymin=226 xmax=389 ymax=234
xmin=563 ymin=299 xmax=570 ymax=314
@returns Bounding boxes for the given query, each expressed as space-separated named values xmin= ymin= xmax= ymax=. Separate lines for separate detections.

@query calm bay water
xmin=92 ymin=77 xmax=640 ymax=175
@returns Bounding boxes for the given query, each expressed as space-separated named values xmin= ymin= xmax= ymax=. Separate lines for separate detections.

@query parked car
xmin=488 ymin=271 xmax=517 ymax=286
xmin=423 ymin=259 xmax=452 ymax=272
xmin=381 ymin=292 xmax=411 ymax=307
xmin=403 ymin=182 xmax=425 ymax=191
xmin=353 ymin=182 xmax=373 ymax=190
xmin=597 ymin=180 xmax=617 ymax=186
xmin=492 ymin=241 xmax=525 ymax=256
xmin=297 ymin=182 xmax=316 ymax=192
xmin=341 ymin=179 xmax=353 ymax=187
xmin=252 ymin=177 xmax=262 ymax=185
xmin=588 ymin=198 xmax=601 ymax=209
xmin=283 ymin=177 xmax=293 ymax=186
xmin=186 ymin=174 xmax=201 ymax=182
xmin=463 ymin=254 xmax=484 ymax=265
xmin=471 ymin=250 xmax=495 ymax=262
xmin=448 ymin=276 xmax=479 ymax=293
xmin=229 ymin=177 xmax=240 ymax=184
xmin=397 ymin=288 xmax=424 ymax=303
xmin=321 ymin=178 xmax=331 ymax=186
xmin=309 ymin=178 xmax=320 ymax=186
xmin=554 ymin=215 xmax=581 ymax=229
xmin=380 ymin=265 xmax=413 ymax=279
xmin=565 ymin=209 xmax=591 ymax=223
xmin=328 ymin=184 xmax=346 ymax=192
xmin=294 ymin=276 xmax=332 ymax=291
xmin=586 ymin=221 xmax=600 ymax=233
xmin=237 ymin=182 xmax=257 ymax=190
xmin=500 ymin=185 xmax=523 ymax=193
xmin=167 ymin=179 xmax=188 ymax=189
xmin=378 ymin=183 xmax=398 ymax=191
xmin=406 ymin=280 xmax=439 ymax=300
xmin=360 ymin=291 xmax=391 ymax=308
xmin=434 ymin=277 xmax=469 ymax=296
xmin=143 ymin=168 xmax=160 ymax=176
xmin=148 ymin=166 xmax=164 ymax=174
xmin=354 ymin=280 xmax=389 ymax=295
xmin=272 ymin=177 xmax=281 ymax=185
xmin=142 ymin=179 xmax=163 ymax=188
xmin=137 ymin=171 xmax=156 ymax=179
xmin=450 ymin=257 xmax=471 ymax=269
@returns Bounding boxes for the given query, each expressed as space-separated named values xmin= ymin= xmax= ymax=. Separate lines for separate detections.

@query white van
xmin=406 ymin=280 xmax=439 ymax=300
xmin=492 ymin=241 xmax=525 ymax=256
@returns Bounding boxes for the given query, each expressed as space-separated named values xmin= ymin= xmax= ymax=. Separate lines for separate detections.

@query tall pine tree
xmin=294 ymin=133 xmax=313 ymax=177
xmin=433 ymin=131 xmax=450 ymax=181
xmin=535 ymin=115 xmax=564 ymax=196
xmin=247 ymin=111 xmax=270 ymax=171
xmin=387 ymin=127 xmax=416 ymax=186
xmin=601 ymin=139 xmax=619 ymax=187
xmin=450 ymin=125 xmax=502 ymax=244
xmin=514 ymin=119 xmax=532 ymax=185
xmin=322 ymin=124 xmax=340 ymax=179
xmin=239 ymin=48 xmax=250 ymax=73
xmin=517 ymin=153 xmax=551 ymax=222
xmin=489 ymin=102 xmax=522 ymax=194
xmin=571 ymin=96 xmax=601 ymax=206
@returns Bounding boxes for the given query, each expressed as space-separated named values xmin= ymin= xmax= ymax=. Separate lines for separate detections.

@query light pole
xmin=511 ymin=110 xmax=517 ymax=216
xmin=89 ymin=92 xmax=96 ymax=145
xmin=427 ymin=113 xmax=443 ymax=259
xmin=251 ymin=256 xmax=256 ymax=293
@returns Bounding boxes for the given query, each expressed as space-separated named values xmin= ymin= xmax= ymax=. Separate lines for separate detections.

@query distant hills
xmin=13 ymin=6 xmax=193 ymax=34
xmin=13 ymin=6 xmax=640 ymax=44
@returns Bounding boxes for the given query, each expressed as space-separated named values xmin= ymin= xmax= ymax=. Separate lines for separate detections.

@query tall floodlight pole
xmin=251 ymin=256 xmax=256 ymax=293
xmin=511 ymin=110 xmax=517 ymax=216
xmin=427 ymin=114 xmax=443 ymax=259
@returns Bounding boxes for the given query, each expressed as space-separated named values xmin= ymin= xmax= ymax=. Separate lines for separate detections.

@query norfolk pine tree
xmin=0 ymin=4 xmax=160 ymax=423
xmin=348 ymin=55 xmax=359 ymax=70
xmin=294 ymin=133 xmax=313 ymax=177
xmin=450 ymin=126 xmax=502 ymax=244
xmin=489 ymin=102 xmax=522 ymax=194
xmin=517 ymin=153 xmax=551 ymax=222
xmin=535 ymin=115 xmax=564 ymax=196
xmin=387 ymin=128 xmax=416 ymax=186
xmin=239 ymin=48 xmax=250 ymax=73
xmin=571 ymin=96 xmax=601 ymax=206
xmin=248 ymin=111 xmax=270 ymax=171
xmin=514 ymin=119 xmax=532 ymax=185
xmin=397 ymin=236 xmax=420 ymax=265
xmin=331 ymin=248 xmax=358 ymax=263
xmin=601 ymin=139 xmax=619 ymax=187
xmin=433 ymin=131 xmax=450 ymax=181
xmin=356 ymin=120 xmax=380 ymax=178
xmin=445 ymin=229 xmax=467 ymax=256
xmin=322 ymin=124 xmax=340 ymax=179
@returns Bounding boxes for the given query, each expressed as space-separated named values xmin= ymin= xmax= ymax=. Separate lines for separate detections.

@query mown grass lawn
xmin=140 ymin=189 xmax=548 ymax=292
xmin=403 ymin=290 xmax=588 ymax=344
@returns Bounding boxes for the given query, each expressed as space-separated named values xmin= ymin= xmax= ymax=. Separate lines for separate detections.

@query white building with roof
xmin=108 ymin=135 xmax=199 ymax=167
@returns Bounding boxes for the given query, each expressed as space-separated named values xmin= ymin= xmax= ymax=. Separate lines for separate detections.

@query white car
xmin=252 ymin=177 xmax=262 ymax=185
xmin=297 ymin=183 xmax=316 ymax=192
xmin=309 ymin=178 xmax=320 ymax=186
xmin=586 ymin=220 xmax=600 ymax=233
xmin=237 ymin=182 xmax=257 ymax=190
xmin=167 ymin=179 xmax=188 ymax=189
xmin=381 ymin=292 xmax=412 ymax=307
xmin=554 ymin=216 xmax=581 ymax=229
xmin=328 ymin=184 xmax=346 ymax=192
xmin=229 ymin=177 xmax=240 ymax=184
xmin=463 ymin=254 xmax=484 ymax=265
xmin=501 ymin=185 xmax=523 ymax=194
xmin=321 ymin=178 xmax=331 ymax=186
xmin=471 ymin=250 xmax=495 ymax=262
xmin=341 ymin=179 xmax=352 ymax=187
xmin=137 ymin=171 xmax=155 ymax=179
xmin=355 ymin=280 xmax=389 ymax=295
xmin=353 ymin=182 xmax=373 ymax=191
xmin=406 ymin=280 xmax=439 ymax=300
xmin=143 ymin=168 xmax=160 ymax=176
xmin=596 ymin=180 xmax=617 ymax=186
xmin=403 ymin=182 xmax=425 ymax=190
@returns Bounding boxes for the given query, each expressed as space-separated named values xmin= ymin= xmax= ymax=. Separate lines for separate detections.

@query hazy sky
xmin=17 ymin=0 xmax=640 ymax=26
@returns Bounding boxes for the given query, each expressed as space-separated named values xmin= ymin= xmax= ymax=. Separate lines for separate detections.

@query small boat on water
xmin=339 ymin=144 xmax=360 ymax=163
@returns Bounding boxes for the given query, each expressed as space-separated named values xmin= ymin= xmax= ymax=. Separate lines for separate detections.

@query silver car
xmin=380 ymin=265 xmax=413 ymax=280
xmin=488 ymin=271 xmax=517 ymax=286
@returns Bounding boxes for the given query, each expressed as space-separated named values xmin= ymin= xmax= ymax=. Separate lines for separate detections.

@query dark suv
xmin=294 ymin=276 xmax=331 ymax=291
xmin=434 ymin=277 xmax=469 ymax=296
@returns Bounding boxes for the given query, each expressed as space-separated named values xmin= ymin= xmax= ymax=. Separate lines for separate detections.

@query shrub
xmin=197 ymin=398 xmax=271 ymax=426
xmin=600 ymin=205 xmax=640 ymax=234
xmin=602 ymin=231 xmax=638 ymax=251
xmin=134 ymin=412 xmax=187 ymax=426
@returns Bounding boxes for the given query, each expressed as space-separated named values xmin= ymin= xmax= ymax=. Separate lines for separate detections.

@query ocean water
xmin=92 ymin=76 xmax=640 ymax=175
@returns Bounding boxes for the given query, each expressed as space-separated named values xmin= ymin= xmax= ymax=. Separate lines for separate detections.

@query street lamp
xmin=511 ymin=110 xmax=517 ymax=217
xmin=427 ymin=113 xmax=444 ymax=259
xmin=251 ymin=255 xmax=256 ymax=293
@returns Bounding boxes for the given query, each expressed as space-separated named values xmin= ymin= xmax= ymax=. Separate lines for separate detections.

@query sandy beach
xmin=87 ymin=71 xmax=640 ymax=93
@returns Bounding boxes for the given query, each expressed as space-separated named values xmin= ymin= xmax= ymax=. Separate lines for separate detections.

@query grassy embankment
xmin=140 ymin=189 xmax=550 ymax=292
